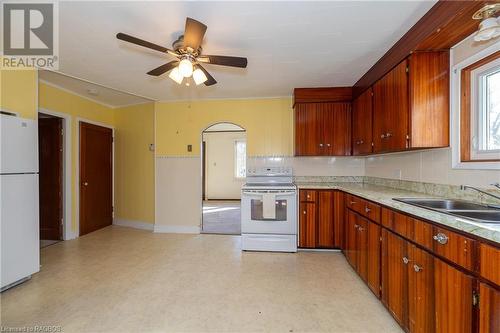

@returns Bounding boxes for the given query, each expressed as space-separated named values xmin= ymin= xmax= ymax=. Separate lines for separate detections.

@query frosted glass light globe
xmin=179 ymin=58 xmax=194 ymax=77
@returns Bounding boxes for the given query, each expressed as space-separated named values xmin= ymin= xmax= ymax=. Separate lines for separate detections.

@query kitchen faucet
xmin=460 ymin=184 xmax=500 ymax=208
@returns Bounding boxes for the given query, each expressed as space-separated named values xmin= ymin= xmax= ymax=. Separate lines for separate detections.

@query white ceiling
xmin=39 ymin=70 xmax=153 ymax=108
xmin=56 ymin=1 xmax=436 ymax=103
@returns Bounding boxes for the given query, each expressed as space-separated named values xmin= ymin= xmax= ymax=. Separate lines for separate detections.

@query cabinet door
xmin=373 ymin=60 xmax=409 ymax=153
xmin=434 ymin=257 xmax=473 ymax=333
xmin=357 ymin=217 xmax=369 ymax=282
xmin=381 ymin=229 xmax=408 ymax=327
xmin=299 ymin=202 xmax=316 ymax=248
xmin=321 ymin=102 xmax=351 ymax=156
xmin=333 ymin=191 xmax=345 ymax=249
xmin=317 ymin=191 xmax=334 ymax=248
xmin=479 ymin=282 xmax=500 ymax=333
xmin=295 ymin=103 xmax=320 ymax=156
xmin=352 ymin=88 xmax=373 ymax=155
xmin=407 ymin=244 xmax=435 ymax=333
xmin=367 ymin=221 xmax=381 ymax=297
xmin=345 ymin=210 xmax=358 ymax=269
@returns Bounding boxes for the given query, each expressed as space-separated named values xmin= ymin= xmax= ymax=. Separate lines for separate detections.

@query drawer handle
xmin=365 ymin=206 xmax=371 ymax=213
xmin=413 ymin=264 xmax=422 ymax=273
xmin=350 ymin=201 xmax=356 ymax=205
xmin=402 ymin=257 xmax=410 ymax=265
xmin=433 ymin=233 xmax=449 ymax=245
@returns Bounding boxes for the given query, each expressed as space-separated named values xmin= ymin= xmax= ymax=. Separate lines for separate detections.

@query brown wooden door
xmin=367 ymin=220 xmax=381 ymax=297
xmin=373 ymin=60 xmax=409 ymax=153
xmin=434 ymin=257 xmax=473 ymax=333
xmin=333 ymin=191 xmax=345 ymax=249
xmin=321 ymin=103 xmax=351 ymax=156
xmin=299 ymin=202 xmax=316 ymax=248
xmin=295 ymin=103 xmax=320 ymax=156
xmin=80 ymin=122 xmax=113 ymax=236
xmin=407 ymin=244 xmax=435 ymax=333
xmin=479 ymin=282 xmax=500 ymax=333
xmin=381 ymin=229 xmax=408 ymax=327
xmin=38 ymin=117 xmax=63 ymax=240
xmin=317 ymin=191 xmax=334 ymax=248
xmin=352 ymin=88 xmax=373 ymax=155
xmin=356 ymin=217 xmax=369 ymax=282
xmin=345 ymin=210 xmax=358 ymax=269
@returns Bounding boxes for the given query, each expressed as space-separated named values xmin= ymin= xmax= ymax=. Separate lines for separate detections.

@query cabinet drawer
xmin=480 ymin=243 xmax=500 ymax=286
xmin=431 ymin=226 xmax=475 ymax=271
xmin=381 ymin=208 xmax=413 ymax=239
xmin=300 ymin=190 xmax=317 ymax=202
xmin=346 ymin=194 xmax=381 ymax=223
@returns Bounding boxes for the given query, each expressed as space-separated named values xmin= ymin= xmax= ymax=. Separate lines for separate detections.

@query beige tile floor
xmin=1 ymin=226 xmax=403 ymax=333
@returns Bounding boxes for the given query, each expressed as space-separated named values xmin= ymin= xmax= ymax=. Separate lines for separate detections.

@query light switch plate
xmin=187 ymin=144 xmax=192 ymax=152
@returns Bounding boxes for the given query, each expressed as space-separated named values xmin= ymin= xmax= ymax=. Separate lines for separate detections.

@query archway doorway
xmin=201 ymin=122 xmax=246 ymax=235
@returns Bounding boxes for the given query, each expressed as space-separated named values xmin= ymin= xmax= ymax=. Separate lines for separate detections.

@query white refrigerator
xmin=1 ymin=114 xmax=40 ymax=290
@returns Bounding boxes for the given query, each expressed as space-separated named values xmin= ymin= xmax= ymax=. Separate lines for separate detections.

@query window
xmin=234 ymin=140 xmax=246 ymax=178
xmin=460 ymin=50 xmax=500 ymax=162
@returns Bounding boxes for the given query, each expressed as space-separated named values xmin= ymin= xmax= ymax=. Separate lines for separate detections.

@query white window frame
xmin=234 ymin=139 xmax=246 ymax=179
xmin=451 ymin=42 xmax=500 ymax=170
xmin=470 ymin=58 xmax=500 ymax=161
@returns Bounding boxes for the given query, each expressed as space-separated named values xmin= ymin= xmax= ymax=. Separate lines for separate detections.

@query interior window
xmin=460 ymin=51 xmax=500 ymax=162
xmin=234 ymin=140 xmax=246 ymax=178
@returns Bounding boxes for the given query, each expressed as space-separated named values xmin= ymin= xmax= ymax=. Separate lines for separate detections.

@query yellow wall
xmin=154 ymin=98 xmax=293 ymax=156
xmin=114 ymin=103 xmax=155 ymax=224
xmin=39 ymin=82 xmax=115 ymax=234
xmin=0 ymin=69 xmax=38 ymax=119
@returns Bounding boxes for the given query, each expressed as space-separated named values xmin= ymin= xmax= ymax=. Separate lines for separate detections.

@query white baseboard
xmin=113 ymin=219 xmax=154 ymax=231
xmin=153 ymin=224 xmax=200 ymax=234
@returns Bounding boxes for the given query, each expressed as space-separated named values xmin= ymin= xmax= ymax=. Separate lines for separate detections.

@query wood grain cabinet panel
xmin=431 ymin=226 xmax=475 ymax=271
xmin=347 ymin=195 xmax=381 ymax=223
xmin=479 ymin=282 xmax=500 ymax=333
xmin=299 ymin=202 xmax=316 ymax=248
xmin=381 ymin=229 xmax=408 ymax=327
xmin=381 ymin=208 xmax=413 ymax=239
xmin=295 ymin=103 xmax=320 ymax=156
xmin=407 ymin=244 xmax=435 ymax=333
xmin=352 ymin=87 xmax=373 ymax=155
xmin=317 ymin=191 xmax=335 ymax=248
xmin=434 ymin=257 xmax=473 ymax=333
xmin=300 ymin=190 xmax=317 ymax=202
xmin=480 ymin=243 xmax=500 ymax=286
xmin=333 ymin=191 xmax=345 ymax=249
xmin=372 ymin=60 xmax=409 ymax=153
xmin=346 ymin=210 xmax=359 ymax=269
xmin=367 ymin=220 xmax=381 ymax=297
xmin=357 ymin=217 xmax=369 ymax=283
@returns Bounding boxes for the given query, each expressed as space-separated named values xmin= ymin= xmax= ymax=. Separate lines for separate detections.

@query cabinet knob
xmin=350 ymin=201 xmax=356 ymax=205
xmin=380 ymin=134 xmax=386 ymax=139
xmin=354 ymin=224 xmax=359 ymax=229
xmin=326 ymin=143 xmax=331 ymax=147
xmin=359 ymin=140 xmax=364 ymax=144
xmin=386 ymin=132 xmax=392 ymax=138
xmin=83 ymin=182 xmax=88 ymax=186
xmin=319 ymin=143 xmax=324 ymax=147
xmin=433 ymin=233 xmax=448 ymax=245
xmin=365 ymin=206 xmax=371 ymax=213
xmin=307 ymin=195 xmax=310 ymax=199
xmin=402 ymin=257 xmax=410 ymax=264
xmin=413 ymin=264 xmax=422 ymax=273
xmin=303 ymin=210 xmax=306 ymax=215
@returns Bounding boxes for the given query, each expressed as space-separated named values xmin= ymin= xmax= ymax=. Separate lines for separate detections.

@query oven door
xmin=241 ymin=189 xmax=297 ymax=234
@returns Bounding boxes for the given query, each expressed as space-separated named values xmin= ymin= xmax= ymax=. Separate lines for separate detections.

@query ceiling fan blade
xmin=183 ymin=18 xmax=207 ymax=50
xmin=117 ymin=32 xmax=176 ymax=55
xmin=197 ymin=65 xmax=217 ymax=86
xmin=198 ymin=55 xmax=247 ymax=68
xmin=147 ymin=61 xmax=179 ymax=76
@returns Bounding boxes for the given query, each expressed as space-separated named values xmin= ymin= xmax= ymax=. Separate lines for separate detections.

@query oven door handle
xmin=242 ymin=190 xmax=296 ymax=195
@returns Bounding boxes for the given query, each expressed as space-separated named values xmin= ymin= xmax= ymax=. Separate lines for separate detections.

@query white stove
xmin=241 ymin=166 xmax=297 ymax=252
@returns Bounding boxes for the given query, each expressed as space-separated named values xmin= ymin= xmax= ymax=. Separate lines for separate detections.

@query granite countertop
xmin=295 ymin=182 xmax=500 ymax=244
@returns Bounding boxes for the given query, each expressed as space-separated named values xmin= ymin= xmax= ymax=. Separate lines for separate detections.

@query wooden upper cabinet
xmin=373 ymin=59 xmax=409 ymax=153
xmin=294 ymin=87 xmax=352 ymax=156
xmin=372 ymin=51 xmax=449 ymax=154
xmin=352 ymin=87 xmax=373 ymax=155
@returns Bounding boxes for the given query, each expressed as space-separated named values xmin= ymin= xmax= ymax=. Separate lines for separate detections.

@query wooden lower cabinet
xmin=434 ymin=257 xmax=473 ymax=333
xmin=479 ymin=282 xmax=500 ymax=333
xmin=299 ymin=202 xmax=316 ymax=248
xmin=381 ymin=229 xmax=408 ymax=327
xmin=317 ymin=191 xmax=335 ymax=248
xmin=345 ymin=210 xmax=358 ymax=268
xmin=407 ymin=244 xmax=435 ymax=333
xmin=367 ymin=220 xmax=381 ymax=297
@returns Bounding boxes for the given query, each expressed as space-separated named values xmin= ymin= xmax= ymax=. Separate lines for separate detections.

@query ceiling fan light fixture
xmin=169 ymin=67 xmax=184 ymax=84
xmin=179 ymin=58 xmax=194 ymax=77
xmin=193 ymin=68 xmax=208 ymax=85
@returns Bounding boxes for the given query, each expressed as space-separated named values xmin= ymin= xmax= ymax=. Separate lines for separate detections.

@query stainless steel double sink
xmin=393 ymin=198 xmax=500 ymax=224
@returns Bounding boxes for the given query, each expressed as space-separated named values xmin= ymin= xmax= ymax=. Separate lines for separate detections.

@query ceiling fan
xmin=116 ymin=17 xmax=248 ymax=86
